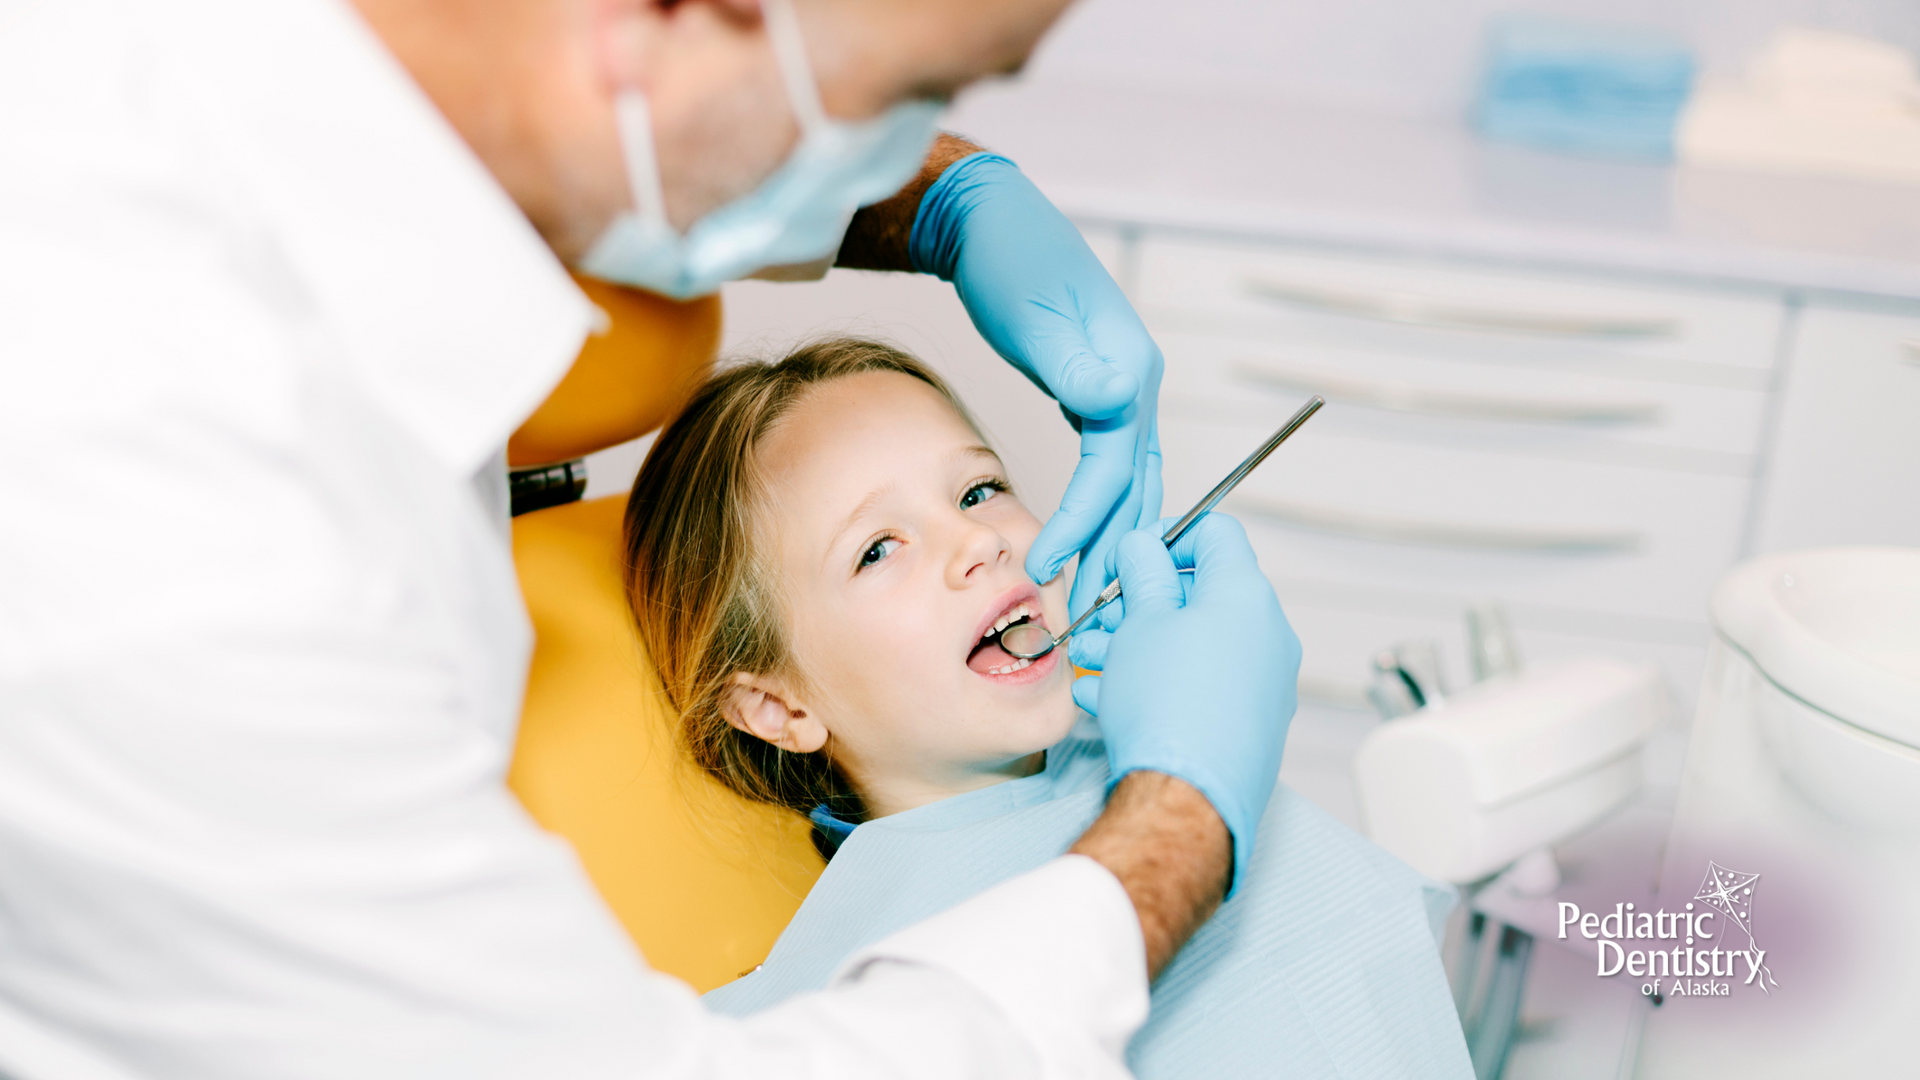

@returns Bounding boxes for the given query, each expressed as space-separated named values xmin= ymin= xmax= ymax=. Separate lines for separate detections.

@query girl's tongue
xmin=967 ymin=635 xmax=1017 ymax=674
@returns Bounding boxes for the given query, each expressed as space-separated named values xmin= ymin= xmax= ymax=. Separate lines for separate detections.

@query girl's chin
xmin=989 ymin=695 xmax=1084 ymax=759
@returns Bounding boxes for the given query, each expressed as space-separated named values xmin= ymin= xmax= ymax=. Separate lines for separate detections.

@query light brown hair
xmin=623 ymin=338 xmax=984 ymax=837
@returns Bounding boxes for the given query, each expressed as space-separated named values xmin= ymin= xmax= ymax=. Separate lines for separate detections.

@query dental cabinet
xmin=1105 ymin=234 xmax=1920 ymax=720
xmin=1126 ymin=235 xmax=1782 ymax=717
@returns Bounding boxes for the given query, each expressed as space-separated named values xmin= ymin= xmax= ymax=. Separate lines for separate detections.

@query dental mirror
xmin=996 ymin=395 xmax=1324 ymax=662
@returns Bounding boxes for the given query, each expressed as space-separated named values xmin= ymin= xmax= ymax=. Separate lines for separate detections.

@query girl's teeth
xmin=988 ymin=657 xmax=1034 ymax=675
xmin=985 ymin=603 xmax=1034 ymax=640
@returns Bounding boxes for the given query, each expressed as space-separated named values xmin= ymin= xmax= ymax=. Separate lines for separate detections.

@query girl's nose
xmin=945 ymin=518 xmax=1012 ymax=590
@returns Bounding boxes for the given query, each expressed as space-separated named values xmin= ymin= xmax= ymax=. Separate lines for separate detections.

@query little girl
xmin=625 ymin=339 xmax=1470 ymax=1078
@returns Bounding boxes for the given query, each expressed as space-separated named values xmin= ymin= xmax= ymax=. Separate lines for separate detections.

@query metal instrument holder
xmin=1452 ymin=909 xmax=1535 ymax=1080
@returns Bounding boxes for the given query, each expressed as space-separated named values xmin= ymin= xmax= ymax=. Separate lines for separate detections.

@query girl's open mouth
xmin=967 ymin=600 xmax=1050 ymax=676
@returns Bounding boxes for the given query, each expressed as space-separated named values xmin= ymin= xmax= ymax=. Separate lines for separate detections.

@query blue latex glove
xmin=911 ymin=153 xmax=1163 ymax=616
xmin=1068 ymin=515 xmax=1300 ymax=896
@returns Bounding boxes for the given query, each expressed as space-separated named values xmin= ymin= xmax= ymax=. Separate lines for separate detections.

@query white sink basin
xmin=1713 ymin=546 xmax=1920 ymax=830
xmin=1715 ymin=546 xmax=1920 ymax=748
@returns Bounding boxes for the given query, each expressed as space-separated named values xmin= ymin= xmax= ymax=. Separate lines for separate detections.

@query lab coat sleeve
xmin=712 ymin=858 xmax=1148 ymax=1079
xmin=829 ymin=856 xmax=1149 ymax=1075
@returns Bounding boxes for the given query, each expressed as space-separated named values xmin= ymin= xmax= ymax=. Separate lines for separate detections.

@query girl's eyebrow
xmin=957 ymin=444 xmax=1002 ymax=468
xmin=826 ymin=487 xmax=890 ymax=559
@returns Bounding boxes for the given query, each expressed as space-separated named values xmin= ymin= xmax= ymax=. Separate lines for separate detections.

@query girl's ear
xmin=719 ymin=673 xmax=828 ymax=753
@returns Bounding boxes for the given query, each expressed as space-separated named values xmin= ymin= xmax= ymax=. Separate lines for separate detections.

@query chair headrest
xmin=507 ymin=276 xmax=722 ymax=468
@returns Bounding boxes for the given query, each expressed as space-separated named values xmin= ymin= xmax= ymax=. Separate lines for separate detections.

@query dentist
xmin=0 ymin=0 xmax=1300 ymax=1077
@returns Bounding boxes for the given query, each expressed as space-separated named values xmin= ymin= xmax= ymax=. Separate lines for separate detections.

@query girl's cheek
xmin=1002 ymin=516 xmax=1044 ymax=550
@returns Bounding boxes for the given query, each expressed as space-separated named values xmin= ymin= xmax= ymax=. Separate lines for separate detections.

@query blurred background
xmin=582 ymin=5 xmax=1920 ymax=1075
xmin=974 ymin=0 xmax=1919 ymax=121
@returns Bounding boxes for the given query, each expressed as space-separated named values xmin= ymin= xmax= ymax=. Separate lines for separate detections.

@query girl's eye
xmin=959 ymin=480 xmax=1006 ymax=510
xmin=858 ymin=537 xmax=901 ymax=570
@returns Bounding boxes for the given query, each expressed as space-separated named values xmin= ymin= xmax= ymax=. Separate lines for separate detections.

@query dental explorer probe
xmin=996 ymin=395 xmax=1325 ymax=662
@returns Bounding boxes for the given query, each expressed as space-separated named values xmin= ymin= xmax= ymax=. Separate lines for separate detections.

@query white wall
xmin=582 ymin=272 xmax=1085 ymax=508
xmin=1015 ymin=0 xmax=1920 ymax=121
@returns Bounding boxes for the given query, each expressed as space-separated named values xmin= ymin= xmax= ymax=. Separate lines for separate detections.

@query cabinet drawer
xmin=1134 ymin=236 xmax=1785 ymax=378
xmin=1159 ymin=413 xmax=1750 ymax=623
xmin=1154 ymin=330 xmax=1769 ymax=464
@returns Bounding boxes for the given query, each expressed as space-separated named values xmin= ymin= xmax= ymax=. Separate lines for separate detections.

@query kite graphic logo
xmin=1555 ymin=860 xmax=1781 ymax=999
xmin=1692 ymin=861 xmax=1778 ymax=994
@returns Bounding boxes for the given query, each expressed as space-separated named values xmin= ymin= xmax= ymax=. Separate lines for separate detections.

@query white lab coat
xmin=0 ymin=1 xmax=1148 ymax=1077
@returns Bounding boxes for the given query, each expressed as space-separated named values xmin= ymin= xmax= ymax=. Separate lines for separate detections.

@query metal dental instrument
xmin=996 ymin=395 xmax=1325 ymax=662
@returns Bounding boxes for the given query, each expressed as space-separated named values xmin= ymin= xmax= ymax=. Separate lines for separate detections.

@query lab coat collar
xmin=201 ymin=0 xmax=594 ymax=475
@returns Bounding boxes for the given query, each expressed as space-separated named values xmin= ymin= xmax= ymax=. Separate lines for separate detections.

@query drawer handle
xmin=1244 ymin=277 xmax=1680 ymax=340
xmin=1229 ymin=496 xmax=1643 ymax=554
xmin=1233 ymin=361 xmax=1663 ymax=425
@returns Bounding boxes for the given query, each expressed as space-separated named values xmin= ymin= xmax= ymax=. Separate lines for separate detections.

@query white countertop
xmin=946 ymin=79 xmax=1920 ymax=302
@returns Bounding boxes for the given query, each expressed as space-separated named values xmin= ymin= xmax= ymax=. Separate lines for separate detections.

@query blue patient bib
xmin=706 ymin=721 xmax=1473 ymax=1079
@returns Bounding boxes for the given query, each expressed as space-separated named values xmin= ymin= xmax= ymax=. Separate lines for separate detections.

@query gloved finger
xmin=1160 ymin=513 xmax=1268 ymax=606
xmin=1103 ymin=515 xmax=1184 ymax=577
xmin=1091 ymin=545 xmax=1194 ymax=622
xmin=1039 ymin=341 xmax=1140 ymax=422
xmin=1090 ymin=421 xmax=1160 ymax=620
xmin=1141 ymin=420 xmax=1164 ymax=524
xmin=1090 ymin=507 xmax=1190 ymax=626
xmin=1111 ymin=528 xmax=1185 ymax=616
xmin=1068 ymin=462 xmax=1158 ymax=617
xmin=1027 ymin=408 xmax=1142 ymax=585
xmin=1062 ymin=413 xmax=1162 ymax=615
xmin=1077 ymin=297 xmax=1163 ymax=412
xmin=1071 ymin=672 xmax=1102 ymax=716
xmin=1094 ymin=513 xmax=1180 ymax=626
xmin=1091 ymin=569 xmax=1191 ymax=624
xmin=1079 ymin=311 xmax=1162 ymax=527
xmin=1066 ymin=507 xmax=1136 ymax=619
xmin=1068 ymin=626 xmax=1110 ymax=670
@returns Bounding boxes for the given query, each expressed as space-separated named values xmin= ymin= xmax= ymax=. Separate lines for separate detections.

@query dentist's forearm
xmin=1070 ymin=771 xmax=1233 ymax=979
xmin=835 ymin=132 xmax=982 ymax=271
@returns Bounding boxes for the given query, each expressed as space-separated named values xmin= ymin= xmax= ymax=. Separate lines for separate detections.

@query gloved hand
xmin=910 ymin=153 xmax=1163 ymax=616
xmin=1068 ymin=515 xmax=1300 ymax=897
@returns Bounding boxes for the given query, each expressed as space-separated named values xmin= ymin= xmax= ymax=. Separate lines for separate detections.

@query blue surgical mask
xmin=579 ymin=0 xmax=942 ymax=300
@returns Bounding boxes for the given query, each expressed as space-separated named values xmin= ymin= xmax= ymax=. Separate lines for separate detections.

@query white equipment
xmin=1636 ymin=547 xmax=1920 ymax=1077
xmin=1354 ymin=656 xmax=1671 ymax=884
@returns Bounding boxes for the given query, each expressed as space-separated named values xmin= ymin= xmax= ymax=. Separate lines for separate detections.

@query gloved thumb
xmin=1071 ymin=673 xmax=1101 ymax=716
xmin=1042 ymin=345 xmax=1137 ymax=422
xmin=1068 ymin=626 xmax=1111 ymax=670
xmin=1110 ymin=529 xmax=1183 ymax=616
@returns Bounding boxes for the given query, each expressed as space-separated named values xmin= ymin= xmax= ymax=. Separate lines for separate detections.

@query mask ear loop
xmin=612 ymin=90 xmax=670 ymax=226
xmin=761 ymin=0 xmax=828 ymax=131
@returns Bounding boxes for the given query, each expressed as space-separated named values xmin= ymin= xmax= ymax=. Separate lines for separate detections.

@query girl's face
xmin=748 ymin=371 xmax=1078 ymax=816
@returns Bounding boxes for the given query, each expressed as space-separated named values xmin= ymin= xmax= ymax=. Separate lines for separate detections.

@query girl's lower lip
xmin=977 ymin=642 xmax=1061 ymax=686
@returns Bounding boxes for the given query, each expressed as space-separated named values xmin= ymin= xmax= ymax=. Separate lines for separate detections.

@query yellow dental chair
xmin=506 ymin=278 xmax=825 ymax=993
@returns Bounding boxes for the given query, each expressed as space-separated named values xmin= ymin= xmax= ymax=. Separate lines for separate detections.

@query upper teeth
xmin=984 ymin=603 xmax=1036 ymax=640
